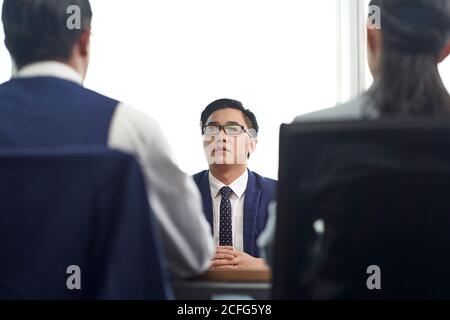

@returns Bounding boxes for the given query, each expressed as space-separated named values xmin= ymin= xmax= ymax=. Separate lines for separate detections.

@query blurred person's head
xmin=366 ymin=0 xmax=450 ymax=115
xmin=2 ymin=0 xmax=92 ymax=79
xmin=201 ymin=99 xmax=258 ymax=171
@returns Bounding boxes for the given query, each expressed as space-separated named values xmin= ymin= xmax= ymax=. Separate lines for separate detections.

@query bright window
xmin=1 ymin=1 xmax=449 ymax=178
xmin=0 ymin=1 xmax=338 ymax=179
xmin=85 ymin=0 xmax=338 ymax=179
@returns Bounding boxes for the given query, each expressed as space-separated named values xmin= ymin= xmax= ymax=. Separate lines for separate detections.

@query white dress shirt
xmin=14 ymin=61 xmax=215 ymax=279
xmin=209 ymin=170 xmax=248 ymax=252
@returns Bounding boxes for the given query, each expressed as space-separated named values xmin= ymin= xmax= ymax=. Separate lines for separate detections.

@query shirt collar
xmin=209 ymin=170 xmax=248 ymax=199
xmin=14 ymin=61 xmax=83 ymax=85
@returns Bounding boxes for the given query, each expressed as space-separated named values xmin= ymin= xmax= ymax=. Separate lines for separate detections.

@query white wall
xmin=1 ymin=0 xmax=449 ymax=179
xmin=84 ymin=0 xmax=338 ymax=179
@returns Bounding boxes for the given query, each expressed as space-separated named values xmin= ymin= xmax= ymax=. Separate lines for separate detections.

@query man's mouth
xmin=214 ymin=146 xmax=230 ymax=153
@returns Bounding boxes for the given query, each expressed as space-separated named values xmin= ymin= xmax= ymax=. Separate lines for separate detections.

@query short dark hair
xmin=2 ymin=0 xmax=93 ymax=69
xmin=200 ymin=99 xmax=259 ymax=136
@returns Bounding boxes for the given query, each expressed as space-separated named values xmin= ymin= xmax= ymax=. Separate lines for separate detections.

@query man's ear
xmin=367 ymin=28 xmax=383 ymax=78
xmin=438 ymin=42 xmax=450 ymax=63
xmin=78 ymin=27 xmax=91 ymax=57
xmin=367 ymin=28 xmax=381 ymax=54
xmin=248 ymin=138 xmax=258 ymax=158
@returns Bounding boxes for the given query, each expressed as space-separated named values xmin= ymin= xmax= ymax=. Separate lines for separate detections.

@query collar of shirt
xmin=13 ymin=61 xmax=83 ymax=85
xmin=209 ymin=170 xmax=248 ymax=200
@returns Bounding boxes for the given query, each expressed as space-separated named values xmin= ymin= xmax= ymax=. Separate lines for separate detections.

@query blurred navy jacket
xmin=0 ymin=148 xmax=172 ymax=299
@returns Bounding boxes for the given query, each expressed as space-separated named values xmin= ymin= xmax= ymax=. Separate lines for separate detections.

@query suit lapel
xmin=199 ymin=171 xmax=214 ymax=233
xmin=243 ymin=170 xmax=262 ymax=255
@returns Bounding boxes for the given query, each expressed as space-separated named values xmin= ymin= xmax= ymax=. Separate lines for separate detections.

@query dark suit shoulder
xmin=192 ymin=170 xmax=209 ymax=185
xmin=250 ymin=171 xmax=277 ymax=195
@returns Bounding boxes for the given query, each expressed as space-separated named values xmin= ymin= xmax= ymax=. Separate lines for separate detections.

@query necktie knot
xmin=220 ymin=186 xmax=233 ymax=200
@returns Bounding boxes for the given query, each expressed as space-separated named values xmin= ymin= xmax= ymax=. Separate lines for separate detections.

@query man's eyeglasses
xmin=202 ymin=124 xmax=251 ymax=137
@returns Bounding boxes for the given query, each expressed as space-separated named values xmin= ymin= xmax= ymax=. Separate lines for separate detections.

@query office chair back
xmin=0 ymin=147 xmax=172 ymax=299
xmin=274 ymin=119 xmax=450 ymax=299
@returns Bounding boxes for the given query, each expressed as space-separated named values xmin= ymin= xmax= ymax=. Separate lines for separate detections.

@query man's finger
xmin=211 ymin=265 xmax=236 ymax=270
xmin=214 ymin=253 xmax=235 ymax=261
xmin=215 ymin=248 xmax=237 ymax=256
xmin=217 ymin=246 xmax=234 ymax=250
xmin=210 ymin=259 xmax=234 ymax=267
xmin=212 ymin=265 xmax=246 ymax=271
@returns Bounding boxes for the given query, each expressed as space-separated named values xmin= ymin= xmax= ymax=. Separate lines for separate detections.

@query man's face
xmin=202 ymin=108 xmax=257 ymax=166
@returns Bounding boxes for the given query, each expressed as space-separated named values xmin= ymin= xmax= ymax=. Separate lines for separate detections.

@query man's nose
xmin=218 ymin=128 xmax=228 ymax=141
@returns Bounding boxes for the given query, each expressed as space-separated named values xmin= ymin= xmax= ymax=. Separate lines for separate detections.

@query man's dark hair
xmin=200 ymin=99 xmax=259 ymax=136
xmin=2 ymin=0 xmax=92 ymax=69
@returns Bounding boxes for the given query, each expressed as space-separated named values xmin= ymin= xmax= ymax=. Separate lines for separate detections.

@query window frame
xmin=336 ymin=0 xmax=369 ymax=104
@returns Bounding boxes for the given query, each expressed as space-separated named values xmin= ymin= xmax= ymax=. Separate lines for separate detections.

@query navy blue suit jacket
xmin=193 ymin=170 xmax=277 ymax=258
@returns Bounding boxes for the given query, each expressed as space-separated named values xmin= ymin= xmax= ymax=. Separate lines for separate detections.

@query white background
xmin=0 ymin=0 xmax=449 ymax=179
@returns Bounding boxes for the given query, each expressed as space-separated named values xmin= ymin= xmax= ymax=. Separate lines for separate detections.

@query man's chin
xmin=206 ymin=153 xmax=248 ymax=165
xmin=209 ymin=161 xmax=242 ymax=166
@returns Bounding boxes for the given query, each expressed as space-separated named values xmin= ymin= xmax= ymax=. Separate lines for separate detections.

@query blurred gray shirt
xmin=294 ymin=95 xmax=372 ymax=122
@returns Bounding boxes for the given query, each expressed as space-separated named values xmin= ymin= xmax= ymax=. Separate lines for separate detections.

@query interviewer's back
xmin=0 ymin=0 xmax=214 ymax=280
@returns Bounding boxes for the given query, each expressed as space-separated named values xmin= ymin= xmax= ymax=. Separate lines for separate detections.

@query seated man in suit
xmin=0 ymin=0 xmax=214 ymax=279
xmin=193 ymin=99 xmax=277 ymax=269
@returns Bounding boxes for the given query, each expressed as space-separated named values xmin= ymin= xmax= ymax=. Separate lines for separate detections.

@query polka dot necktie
xmin=219 ymin=186 xmax=233 ymax=246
